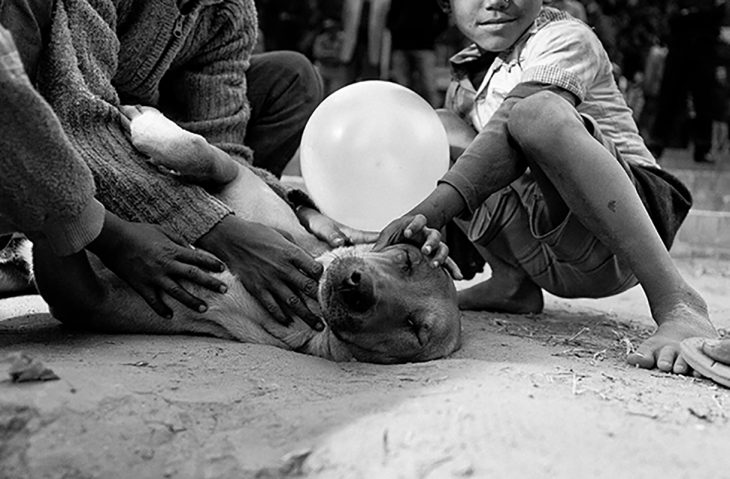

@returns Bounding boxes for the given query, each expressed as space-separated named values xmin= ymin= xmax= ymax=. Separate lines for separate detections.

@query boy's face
xmin=450 ymin=0 xmax=541 ymax=52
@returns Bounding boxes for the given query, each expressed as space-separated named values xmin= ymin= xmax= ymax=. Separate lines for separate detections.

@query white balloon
xmin=300 ymin=81 xmax=449 ymax=231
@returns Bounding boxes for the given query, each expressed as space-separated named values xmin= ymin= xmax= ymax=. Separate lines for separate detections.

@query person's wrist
xmin=195 ymin=214 xmax=238 ymax=260
xmin=87 ymin=211 xmax=124 ymax=258
xmin=409 ymin=184 xmax=464 ymax=231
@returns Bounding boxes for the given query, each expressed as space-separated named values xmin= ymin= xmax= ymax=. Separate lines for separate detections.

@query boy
xmin=374 ymin=0 xmax=718 ymax=375
xmin=0 ymin=23 xmax=228 ymax=317
xmin=2 ymin=0 xmax=328 ymax=330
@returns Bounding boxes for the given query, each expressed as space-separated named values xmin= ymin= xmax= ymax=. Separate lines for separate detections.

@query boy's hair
xmin=436 ymin=0 xmax=451 ymax=13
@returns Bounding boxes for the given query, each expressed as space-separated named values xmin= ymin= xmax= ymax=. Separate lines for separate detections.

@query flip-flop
xmin=680 ymin=337 xmax=730 ymax=388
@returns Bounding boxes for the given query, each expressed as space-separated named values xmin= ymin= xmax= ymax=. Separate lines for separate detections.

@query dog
xmin=27 ymin=109 xmax=462 ymax=364
xmin=0 ymin=234 xmax=34 ymax=298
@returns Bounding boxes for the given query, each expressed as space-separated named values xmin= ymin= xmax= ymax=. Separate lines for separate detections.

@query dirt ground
xmin=2 ymin=255 xmax=730 ymax=479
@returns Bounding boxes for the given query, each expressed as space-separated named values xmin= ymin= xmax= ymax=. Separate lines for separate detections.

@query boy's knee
xmin=258 ymin=50 xmax=324 ymax=109
xmin=507 ymin=91 xmax=582 ymax=148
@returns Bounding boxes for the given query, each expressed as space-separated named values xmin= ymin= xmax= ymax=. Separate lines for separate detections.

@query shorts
xmin=463 ymin=115 xmax=692 ymax=299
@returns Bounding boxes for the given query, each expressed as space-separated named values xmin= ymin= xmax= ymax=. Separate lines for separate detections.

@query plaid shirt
xmin=445 ymin=7 xmax=655 ymax=167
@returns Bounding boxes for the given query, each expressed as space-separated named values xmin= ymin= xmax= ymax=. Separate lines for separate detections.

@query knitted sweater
xmin=37 ymin=0 xmax=259 ymax=243
xmin=0 ymin=24 xmax=105 ymax=256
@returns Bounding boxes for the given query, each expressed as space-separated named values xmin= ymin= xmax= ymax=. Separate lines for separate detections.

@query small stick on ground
xmin=566 ymin=327 xmax=590 ymax=343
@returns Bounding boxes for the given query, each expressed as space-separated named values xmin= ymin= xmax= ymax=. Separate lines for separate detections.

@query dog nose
xmin=337 ymin=268 xmax=375 ymax=313
xmin=344 ymin=270 xmax=361 ymax=287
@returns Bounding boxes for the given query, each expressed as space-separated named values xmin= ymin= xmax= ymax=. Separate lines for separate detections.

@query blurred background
xmin=254 ymin=0 xmax=730 ymax=164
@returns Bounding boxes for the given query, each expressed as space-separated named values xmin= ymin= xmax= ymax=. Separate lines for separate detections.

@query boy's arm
xmin=0 ymin=27 xmax=104 ymax=256
xmin=437 ymin=82 xmax=579 ymax=222
xmin=0 ymin=26 xmax=227 ymax=317
xmin=375 ymin=82 xmax=579 ymax=257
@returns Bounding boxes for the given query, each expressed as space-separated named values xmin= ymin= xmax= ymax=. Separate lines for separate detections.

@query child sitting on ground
xmin=374 ymin=0 xmax=718 ymax=375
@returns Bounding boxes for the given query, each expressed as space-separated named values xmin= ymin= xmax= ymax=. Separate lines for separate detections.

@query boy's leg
xmin=245 ymin=51 xmax=324 ymax=177
xmin=437 ymin=109 xmax=543 ymax=312
xmin=457 ymin=225 xmax=544 ymax=313
xmin=507 ymin=91 xmax=715 ymax=374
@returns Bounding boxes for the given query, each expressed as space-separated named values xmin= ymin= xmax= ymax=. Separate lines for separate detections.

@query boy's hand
xmin=373 ymin=214 xmax=463 ymax=280
xmin=87 ymin=212 xmax=228 ymax=319
xmin=196 ymin=215 xmax=325 ymax=331
xmin=296 ymin=206 xmax=379 ymax=248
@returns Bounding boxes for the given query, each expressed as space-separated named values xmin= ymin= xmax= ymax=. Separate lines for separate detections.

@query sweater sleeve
xmin=439 ymin=81 xmax=579 ymax=215
xmin=37 ymin=0 xmax=233 ymax=245
xmin=0 ymin=26 xmax=104 ymax=256
xmin=160 ymin=3 xmax=255 ymax=165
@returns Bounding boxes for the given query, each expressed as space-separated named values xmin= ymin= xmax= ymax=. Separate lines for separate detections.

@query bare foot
xmin=627 ymin=289 xmax=716 ymax=375
xmin=458 ymin=275 xmax=544 ymax=313
xmin=120 ymin=105 xmax=238 ymax=185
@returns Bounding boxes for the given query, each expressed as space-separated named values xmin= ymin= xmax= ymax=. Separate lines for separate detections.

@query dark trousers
xmin=246 ymin=51 xmax=323 ymax=176
xmin=0 ymin=0 xmax=323 ymax=178
xmin=650 ymin=20 xmax=718 ymax=158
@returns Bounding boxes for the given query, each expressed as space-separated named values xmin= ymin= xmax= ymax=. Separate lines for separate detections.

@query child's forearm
xmin=439 ymin=96 xmax=524 ymax=216
xmin=407 ymin=183 xmax=466 ymax=231
xmin=440 ymin=82 xmax=579 ymax=216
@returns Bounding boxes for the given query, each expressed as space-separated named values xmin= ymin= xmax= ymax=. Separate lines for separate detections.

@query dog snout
xmin=336 ymin=267 xmax=375 ymax=313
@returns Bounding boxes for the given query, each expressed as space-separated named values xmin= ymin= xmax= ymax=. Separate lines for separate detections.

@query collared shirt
xmin=445 ymin=7 xmax=656 ymax=168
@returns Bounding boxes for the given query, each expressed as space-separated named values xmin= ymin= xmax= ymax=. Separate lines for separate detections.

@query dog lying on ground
xmin=27 ymin=107 xmax=462 ymax=364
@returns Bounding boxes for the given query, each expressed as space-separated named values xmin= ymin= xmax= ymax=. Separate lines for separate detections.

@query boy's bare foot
xmin=627 ymin=289 xmax=716 ymax=375
xmin=458 ymin=275 xmax=544 ymax=313
xmin=120 ymin=105 xmax=238 ymax=185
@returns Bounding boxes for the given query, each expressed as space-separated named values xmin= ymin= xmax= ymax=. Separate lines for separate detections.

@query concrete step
xmin=675 ymin=209 xmax=730 ymax=257
xmin=661 ymin=147 xmax=730 ymax=212
xmin=670 ymin=169 xmax=730 ymax=212
xmin=660 ymin=148 xmax=730 ymax=255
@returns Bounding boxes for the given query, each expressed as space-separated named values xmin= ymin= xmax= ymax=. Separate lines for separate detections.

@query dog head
xmin=318 ymin=244 xmax=461 ymax=364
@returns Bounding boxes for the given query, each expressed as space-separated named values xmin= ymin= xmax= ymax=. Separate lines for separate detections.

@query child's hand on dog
xmin=374 ymin=214 xmax=463 ymax=280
